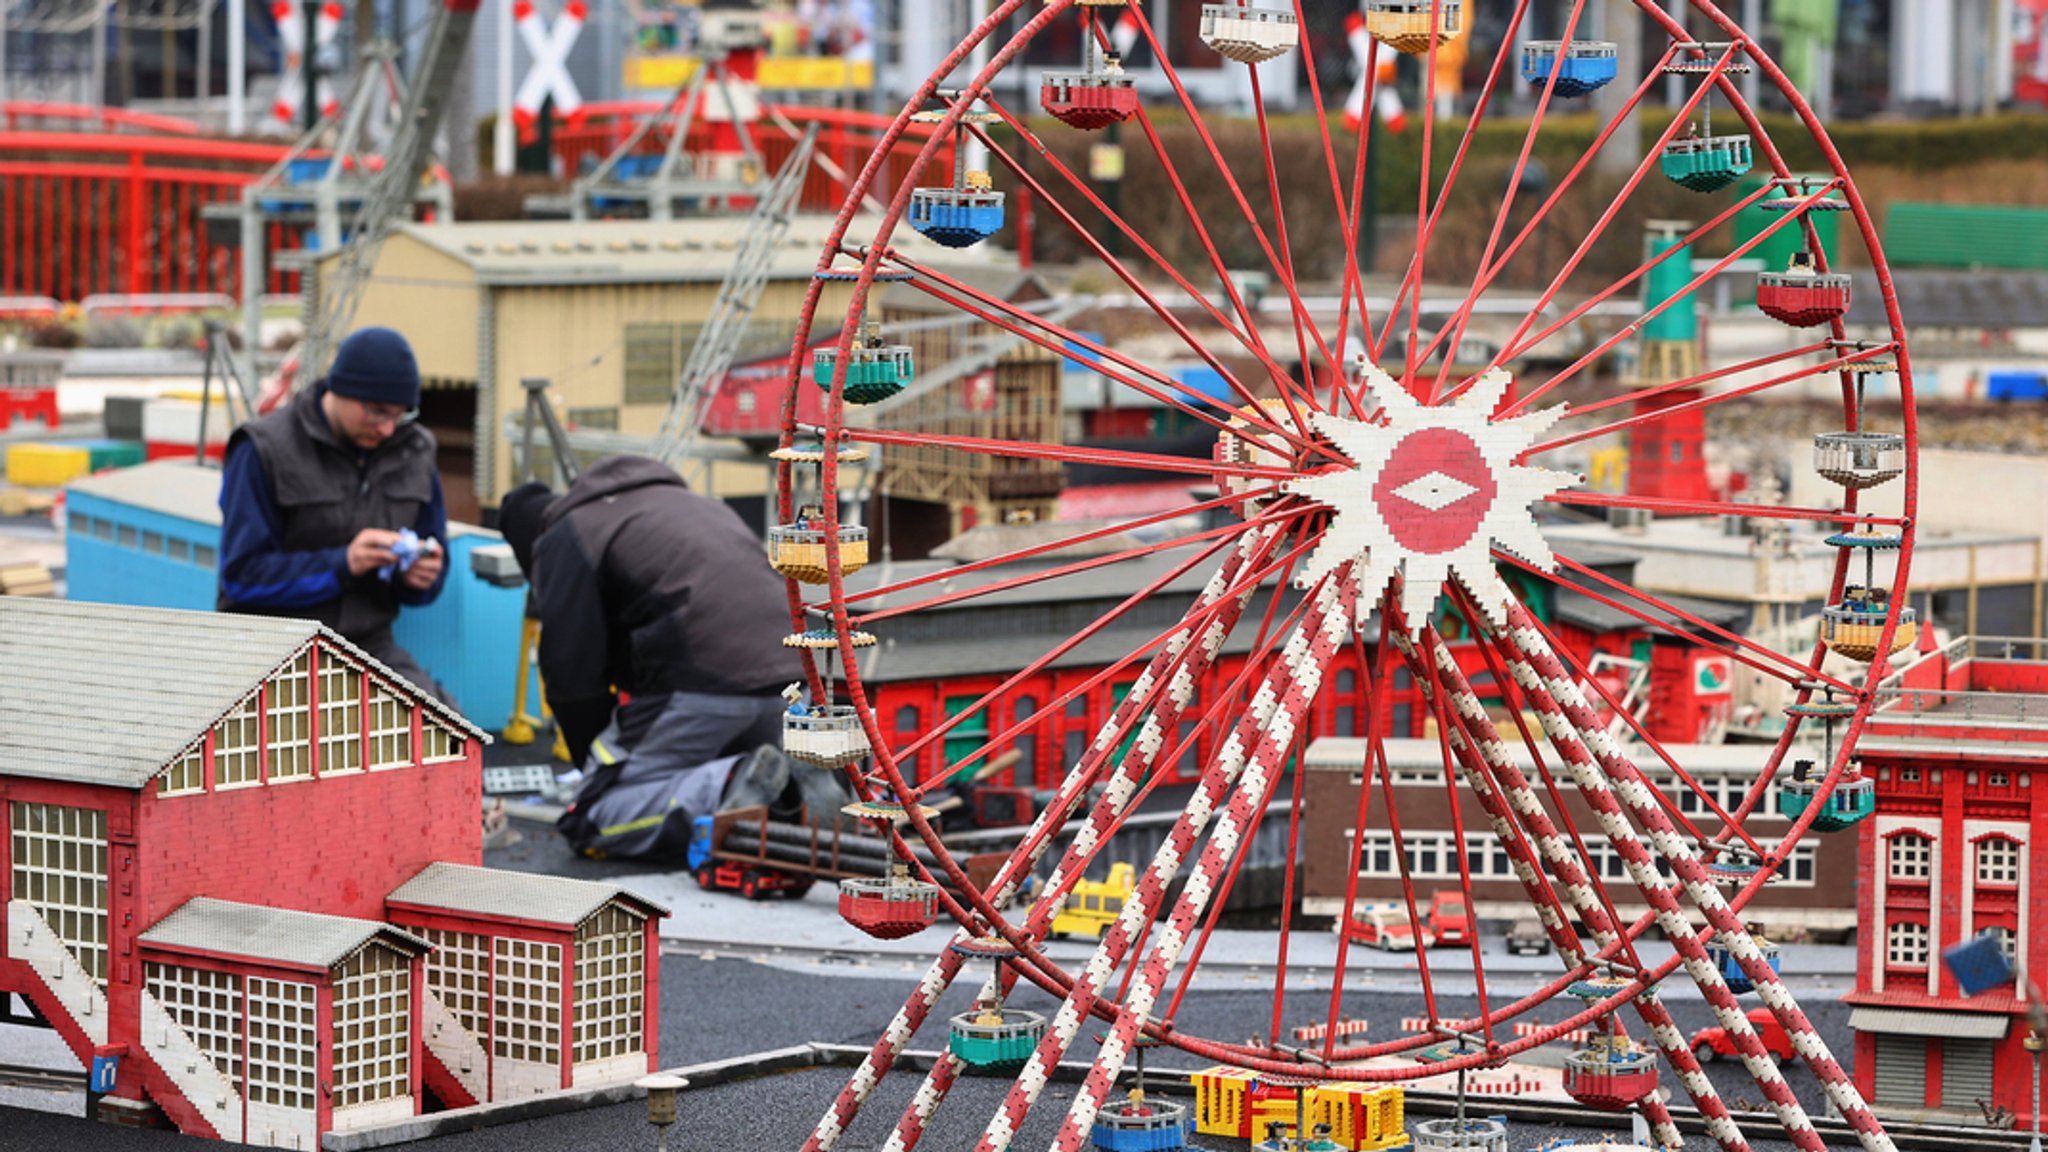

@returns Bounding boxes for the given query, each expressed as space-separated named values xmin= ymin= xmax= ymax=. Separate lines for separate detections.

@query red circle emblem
xmin=1371 ymin=427 xmax=1497 ymax=555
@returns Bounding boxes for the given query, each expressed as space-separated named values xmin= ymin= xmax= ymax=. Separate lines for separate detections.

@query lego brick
xmin=6 ymin=443 xmax=91 ymax=488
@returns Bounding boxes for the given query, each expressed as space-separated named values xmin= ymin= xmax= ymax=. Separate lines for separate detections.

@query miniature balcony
xmin=1821 ymin=599 xmax=1917 ymax=663
xmin=1040 ymin=73 xmax=1140 ymax=131
xmin=813 ymin=344 xmax=915 ymax=405
xmin=782 ymin=626 xmax=877 ymax=650
xmin=1813 ymin=431 xmax=1906 ymax=490
xmin=1704 ymin=935 xmax=1780 ymax=994
xmin=838 ymin=873 xmax=941 ymax=938
xmin=1562 ymin=1043 xmax=1659 ymax=1111
xmin=1365 ymin=1 xmax=1462 ymax=55
xmin=1660 ymin=134 xmax=1754 ymax=193
xmin=1756 ymin=255 xmax=1852 ymax=328
xmin=908 ymin=187 xmax=1007 ymax=249
xmin=768 ymin=522 xmax=870 ymax=583
xmin=1776 ymin=768 xmax=1875 ymax=831
xmin=1411 ymin=1117 xmax=1509 ymax=1152
xmin=947 ymin=1006 xmax=1048 ymax=1071
xmin=782 ymin=705 xmax=871 ymax=769
xmin=1092 ymin=1097 xmax=1192 ymax=1151
xmin=1198 ymin=4 xmax=1299 ymax=64
xmin=1520 ymin=41 xmax=1619 ymax=96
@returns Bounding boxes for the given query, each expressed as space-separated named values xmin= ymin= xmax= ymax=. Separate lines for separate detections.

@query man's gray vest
xmin=219 ymin=385 xmax=438 ymax=640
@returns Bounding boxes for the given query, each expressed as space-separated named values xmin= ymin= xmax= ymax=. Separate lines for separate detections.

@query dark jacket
xmin=530 ymin=455 xmax=800 ymax=765
xmin=217 ymin=384 xmax=447 ymax=638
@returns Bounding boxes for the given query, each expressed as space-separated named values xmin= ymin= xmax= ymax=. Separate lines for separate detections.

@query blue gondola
xmin=1705 ymin=935 xmax=1781 ymax=994
xmin=1520 ymin=41 xmax=1619 ymax=96
xmin=909 ymin=186 xmax=1006 ymax=248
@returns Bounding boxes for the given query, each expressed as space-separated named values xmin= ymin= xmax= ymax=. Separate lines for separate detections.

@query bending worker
xmin=498 ymin=455 xmax=840 ymax=860
xmin=218 ymin=326 xmax=449 ymax=697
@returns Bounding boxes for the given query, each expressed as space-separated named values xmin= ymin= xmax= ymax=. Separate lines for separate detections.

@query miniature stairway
xmin=420 ymin=988 xmax=488 ymax=1106
xmin=139 ymin=987 xmax=247 ymax=1144
xmin=5 ymin=899 xmax=108 ymax=1048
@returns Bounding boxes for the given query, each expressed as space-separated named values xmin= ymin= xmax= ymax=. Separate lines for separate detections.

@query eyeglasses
xmin=350 ymin=398 xmax=417 ymax=428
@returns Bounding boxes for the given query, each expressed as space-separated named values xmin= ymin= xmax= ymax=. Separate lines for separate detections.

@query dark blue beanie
xmin=327 ymin=327 xmax=422 ymax=409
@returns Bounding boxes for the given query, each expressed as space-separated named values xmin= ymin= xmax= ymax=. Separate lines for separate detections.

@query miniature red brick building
xmin=0 ymin=598 xmax=665 ymax=1147
xmin=1848 ymin=634 xmax=2048 ymax=1124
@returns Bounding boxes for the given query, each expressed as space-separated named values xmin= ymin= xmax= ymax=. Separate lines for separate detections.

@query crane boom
xmin=654 ymin=123 xmax=819 ymax=471
xmin=300 ymin=0 xmax=484 ymax=377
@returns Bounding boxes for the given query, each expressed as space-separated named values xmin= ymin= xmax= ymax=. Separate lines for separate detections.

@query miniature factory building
xmin=0 ymin=599 xmax=665 ymax=1145
xmin=1847 ymin=635 xmax=2048 ymax=1125
xmin=387 ymin=862 xmax=666 ymax=1105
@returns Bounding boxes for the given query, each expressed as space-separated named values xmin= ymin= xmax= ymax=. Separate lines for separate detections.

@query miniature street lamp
xmin=638 ymin=1074 xmax=690 ymax=1152
xmin=1943 ymin=932 xmax=2044 ymax=1152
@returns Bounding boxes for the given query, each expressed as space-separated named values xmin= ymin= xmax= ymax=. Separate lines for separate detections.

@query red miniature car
xmin=1427 ymin=891 xmax=1474 ymax=947
xmin=1690 ymin=1007 xmax=1796 ymax=1063
xmin=1344 ymin=902 xmax=1435 ymax=951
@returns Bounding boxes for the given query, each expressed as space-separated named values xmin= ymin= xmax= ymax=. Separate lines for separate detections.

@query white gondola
xmin=783 ymin=705 xmax=870 ymax=768
xmin=1198 ymin=3 xmax=1298 ymax=64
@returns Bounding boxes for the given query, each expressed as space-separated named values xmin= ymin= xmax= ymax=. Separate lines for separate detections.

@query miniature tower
xmin=1626 ymin=220 xmax=1711 ymax=506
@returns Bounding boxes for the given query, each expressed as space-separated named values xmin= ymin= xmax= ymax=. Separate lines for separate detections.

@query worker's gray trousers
xmin=556 ymin=690 xmax=786 ymax=860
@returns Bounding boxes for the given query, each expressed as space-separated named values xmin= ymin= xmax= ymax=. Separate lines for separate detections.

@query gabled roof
xmin=0 ymin=599 xmax=487 ymax=790
xmin=387 ymin=862 xmax=668 ymax=928
xmin=140 ymin=898 xmax=430 ymax=973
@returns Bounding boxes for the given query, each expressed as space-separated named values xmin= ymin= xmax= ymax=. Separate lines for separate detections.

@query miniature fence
xmin=1291 ymin=1019 xmax=1371 ymax=1043
xmin=551 ymin=103 xmax=955 ymax=215
xmin=0 ymin=125 xmax=301 ymax=303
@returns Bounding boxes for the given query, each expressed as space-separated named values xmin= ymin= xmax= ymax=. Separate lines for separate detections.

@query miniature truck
xmin=689 ymin=806 xmax=1007 ymax=900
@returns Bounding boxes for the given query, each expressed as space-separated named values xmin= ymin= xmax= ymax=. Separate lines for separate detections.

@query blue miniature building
xmin=65 ymin=460 xmax=525 ymax=723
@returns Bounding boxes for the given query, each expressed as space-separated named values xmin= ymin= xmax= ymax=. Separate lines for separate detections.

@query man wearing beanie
xmin=498 ymin=457 xmax=836 ymax=860
xmin=218 ymin=326 xmax=450 ymax=698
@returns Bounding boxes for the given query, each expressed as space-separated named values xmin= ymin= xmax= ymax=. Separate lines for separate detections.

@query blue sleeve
xmin=217 ymin=439 xmax=349 ymax=609
xmin=396 ymin=468 xmax=449 ymax=607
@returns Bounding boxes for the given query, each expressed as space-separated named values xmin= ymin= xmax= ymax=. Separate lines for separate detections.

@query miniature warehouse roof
xmin=0 ymin=598 xmax=486 ymax=789
xmin=365 ymin=215 xmax=1013 ymax=288
xmin=140 ymin=897 xmax=430 ymax=973
xmin=388 ymin=862 xmax=668 ymax=928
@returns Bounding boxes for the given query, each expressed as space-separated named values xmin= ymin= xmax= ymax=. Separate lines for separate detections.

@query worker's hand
xmin=346 ymin=528 xmax=402 ymax=576
xmin=401 ymin=539 xmax=445 ymax=590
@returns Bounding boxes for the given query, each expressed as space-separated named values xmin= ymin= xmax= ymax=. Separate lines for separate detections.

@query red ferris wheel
xmin=774 ymin=3 xmax=1916 ymax=1151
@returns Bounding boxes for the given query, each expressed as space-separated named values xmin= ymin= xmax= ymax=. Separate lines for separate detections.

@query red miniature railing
xmin=0 ymin=126 xmax=302 ymax=303
xmin=0 ymin=101 xmax=204 ymax=135
xmin=551 ymin=103 xmax=955 ymax=214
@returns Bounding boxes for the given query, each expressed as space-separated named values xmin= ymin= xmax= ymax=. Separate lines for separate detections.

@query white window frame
xmin=332 ymin=945 xmax=411 ymax=1110
xmin=267 ymin=651 xmax=314 ymax=783
xmin=366 ymin=680 xmax=412 ymax=771
xmin=492 ymin=938 xmax=562 ymax=1065
xmin=1976 ymin=837 xmax=2021 ymax=887
xmin=420 ymin=719 xmax=466 ymax=764
xmin=1889 ymin=833 xmax=1933 ymax=881
xmin=147 ymin=963 xmax=243 ymax=1087
xmin=157 ymin=742 xmax=206 ymax=797
xmin=572 ymin=907 xmax=646 ymax=1064
xmin=320 ymin=653 xmax=364 ymax=776
xmin=10 ymin=802 xmax=110 ymax=981
xmin=1886 ymin=920 xmax=1930 ymax=969
xmin=214 ymin=691 xmax=262 ymax=789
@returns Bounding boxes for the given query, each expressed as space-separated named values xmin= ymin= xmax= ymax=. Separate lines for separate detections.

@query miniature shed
xmin=0 ymin=598 xmax=487 ymax=1145
xmin=386 ymin=862 xmax=667 ymax=1105
xmin=136 ymin=899 xmax=432 ymax=1145
xmin=64 ymin=459 xmax=525 ymax=723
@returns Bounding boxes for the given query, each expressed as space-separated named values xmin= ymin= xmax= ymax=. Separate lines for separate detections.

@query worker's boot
xmin=719 ymin=744 xmax=797 ymax=820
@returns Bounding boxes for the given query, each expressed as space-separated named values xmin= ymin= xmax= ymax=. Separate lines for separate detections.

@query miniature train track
xmin=0 ymin=1061 xmax=85 ymax=1093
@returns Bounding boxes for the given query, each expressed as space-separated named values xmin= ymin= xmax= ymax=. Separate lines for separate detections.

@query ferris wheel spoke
xmin=972 ymin=570 xmax=1349 ymax=1152
xmin=1481 ymin=598 xmax=1885 ymax=1152
xmin=1504 ymin=549 xmax=1862 ymax=699
xmin=869 ymin=531 xmax=1294 ymax=1152
xmin=884 ymin=524 xmax=1309 ymax=793
xmin=1538 ymin=338 xmax=1839 ymax=430
xmin=881 ymin=254 xmax=1316 ymax=455
xmin=1049 ymin=570 xmax=1362 ymax=1150
xmin=962 ymin=113 xmax=1317 ymax=420
xmin=888 ymin=251 xmax=1318 ymax=453
xmin=1118 ymin=6 xmax=1339 ymax=414
xmin=1502 ymin=178 xmax=1841 ymax=415
xmin=1422 ymin=0 xmax=1582 ymax=400
xmin=1532 ymin=341 xmax=1893 ymax=450
xmin=1547 ymin=489 xmax=1895 ymax=530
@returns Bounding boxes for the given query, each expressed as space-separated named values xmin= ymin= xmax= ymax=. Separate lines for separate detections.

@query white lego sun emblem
xmin=1283 ymin=362 xmax=1579 ymax=635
